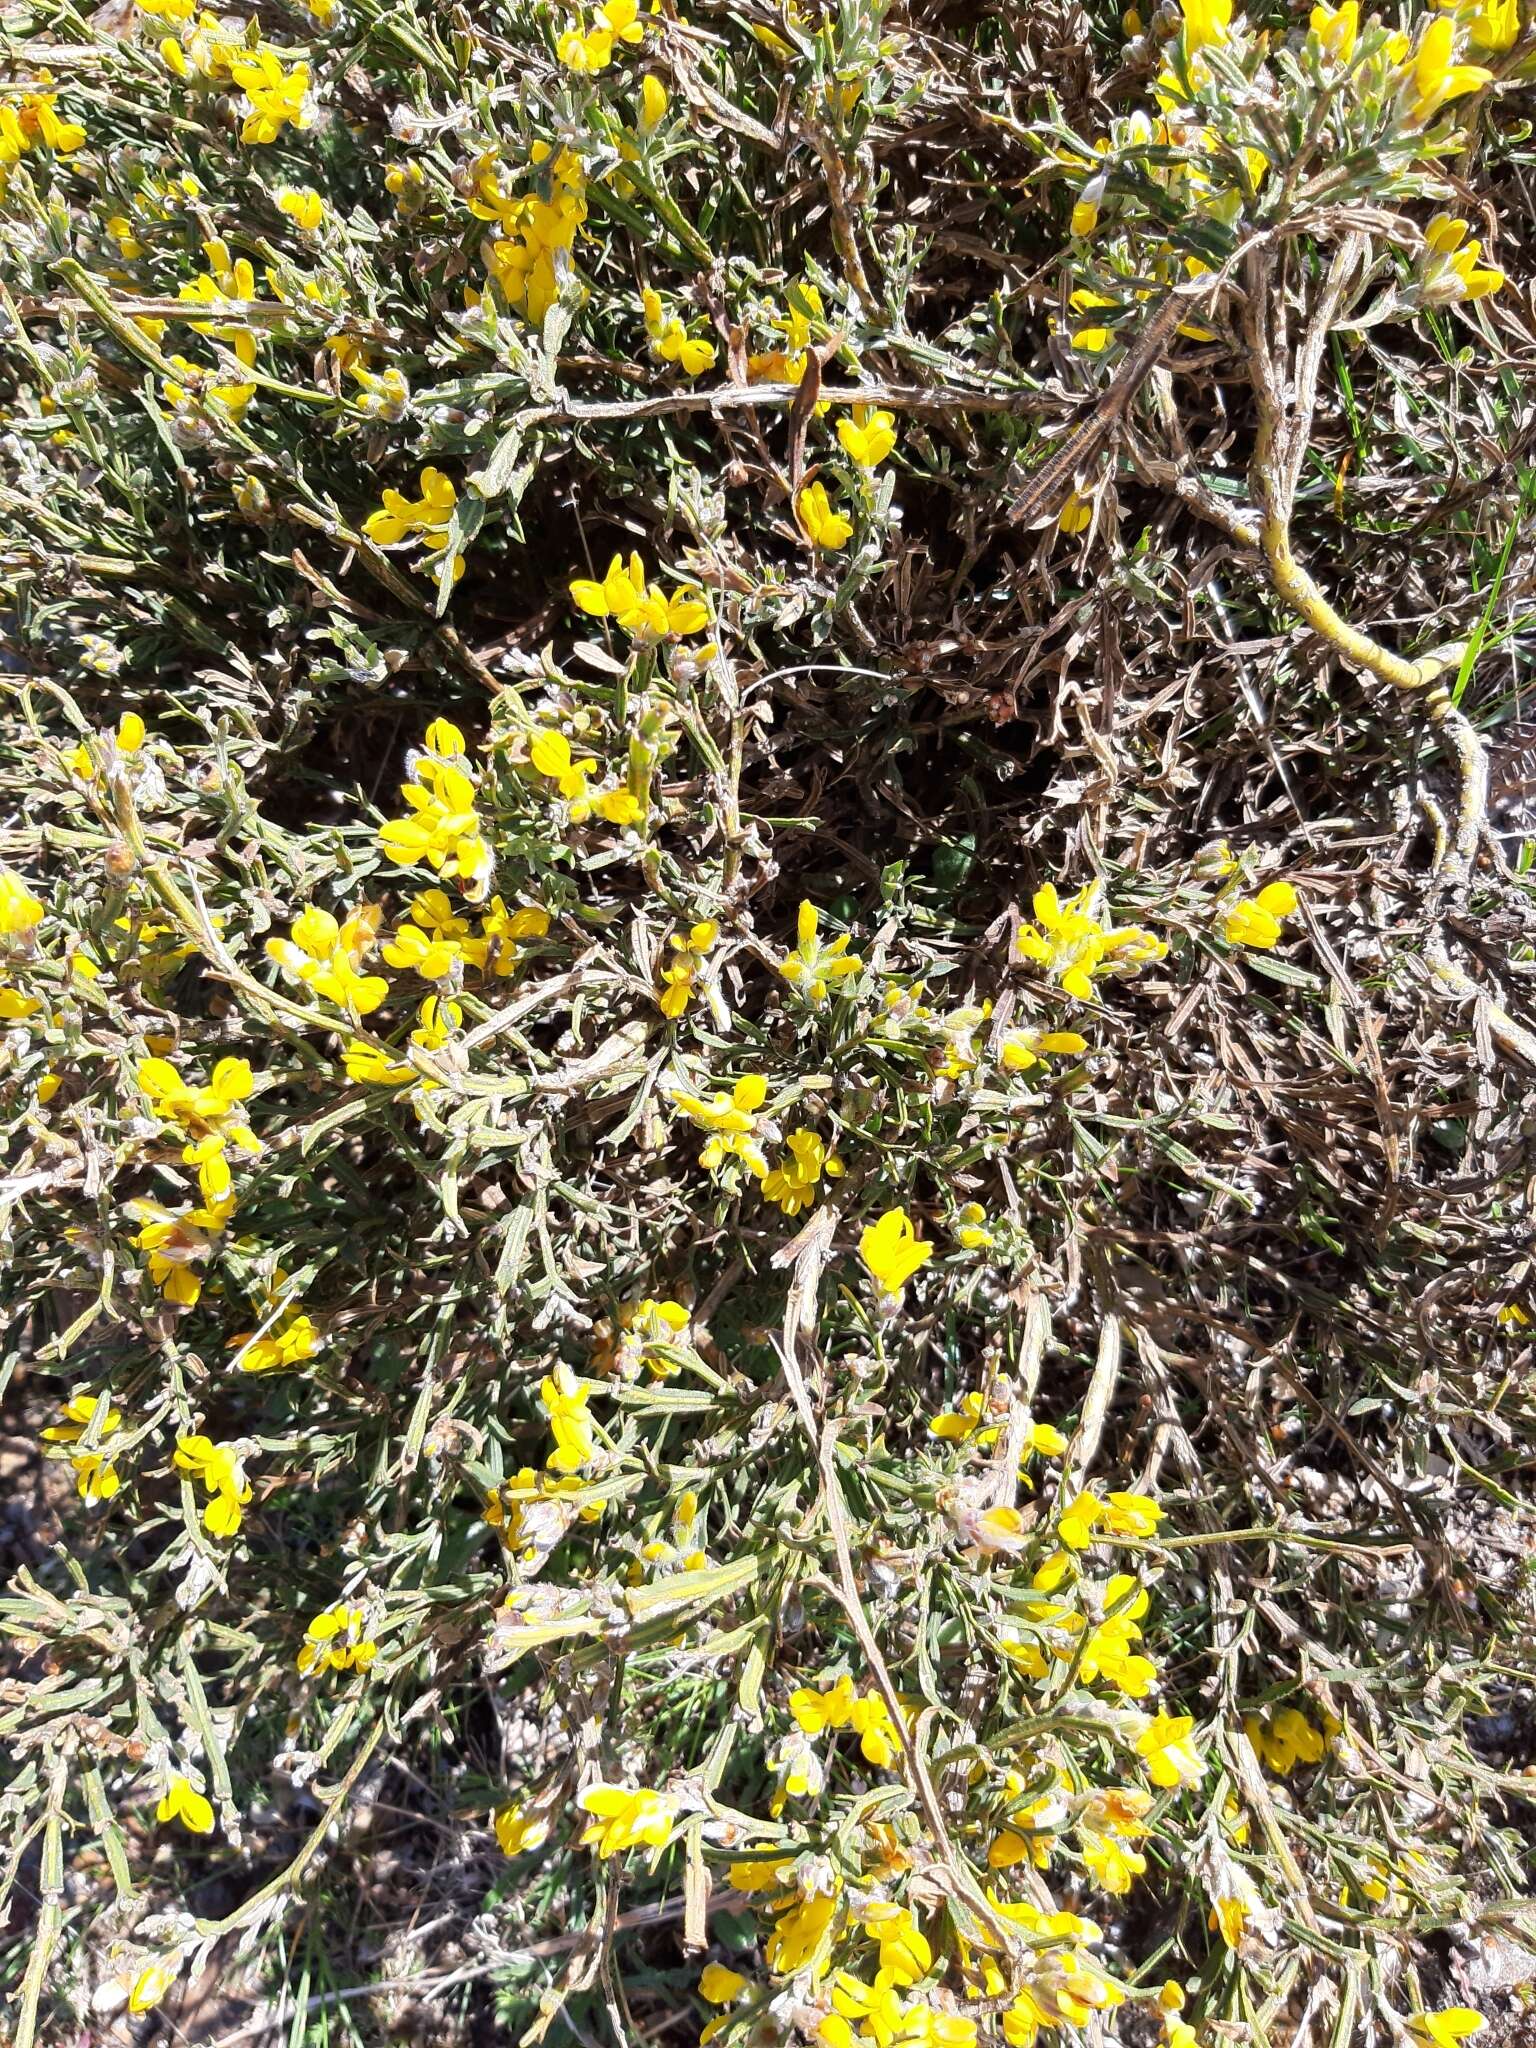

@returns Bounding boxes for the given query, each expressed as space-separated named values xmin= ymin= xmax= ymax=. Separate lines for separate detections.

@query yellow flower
xmin=857 ymin=1902 xmax=931 ymax=1986
xmin=762 ymin=1129 xmax=845 ymax=1215
xmin=860 ymin=1207 xmax=934 ymax=1298
xmin=727 ymin=1857 xmax=792 ymax=1892
xmin=593 ymin=787 xmax=645 ymax=827
xmin=1100 ymin=1490 xmax=1164 ymax=1537
xmin=469 ymin=896 xmax=550 ymax=976
xmin=1057 ymin=1490 xmax=1103 ymax=1550
xmin=413 ymin=989 xmax=459 ymax=1049
xmin=789 ymin=1672 xmax=857 ymax=1733
xmin=1135 ymin=1711 xmax=1205 ymax=1788
xmin=699 ymin=1963 xmax=748 ymax=2004
xmin=797 ymin=480 xmax=854 ymax=551
xmin=1402 ymin=12 xmax=1493 ymax=125
xmin=72 ymin=1451 xmax=121 ymax=1502
xmin=1221 ymin=880 xmax=1298 ymax=949
xmin=529 ymin=727 xmax=598 ymax=801
xmin=64 ymin=710 xmax=146 ymax=780
xmin=642 ymin=289 xmax=717 ymax=375
xmin=765 ymin=1887 xmax=839 ymax=1974
xmin=0 ymin=868 xmax=44 ymax=939
xmin=138 ymin=1053 xmax=263 ymax=1205
xmin=961 ymin=1503 xmax=1032 ymax=1557
xmin=383 ymin=888 xmax=472 ymax=979
xmin=267 ymin=904 xmax=388 ymax=1014
xmin=297 ymin=1602 xmax=377 ymax=1675
xmin=1210 ymin=1893 xmax=1247 ymax=1949
xmin=594 ymin=1296 xmax=692 ymax=1379
xmin=156 ymin=1772 xmax=215 ymax=1834
xmin=129 ymin=1956 xmax=183 ymax=2014
xmin=639 ymin=73 xmax=669 ymax=129
xmin=1069 ymin=179 xmax=1104 ymax=239
xmin=577 ymin=1780 xmax=675 ymax=1855
xmin=1057 ymin=487 xmax=1094 ymax=533
xmin=542 ymin=1360 xmax=598 ymax=1472
xmin=1179 ymin=0 xmax=1231 ymax=53
xmin=954 ymin=1201 xmax=994 ymax=1250
xmin=0 ymin=87 xmax=86 ymax=157
xmin=931 ymin=1390 xmax=992 ymax=1444
xmin=999 ymin=1028 xmax=1089 ymax=1073
xmin=558 ymin=0 xmax=645 ymax=71
xmin=232 ymin=1307 xmax=319 ymax=1374
xmin=494 ymin=1802 xmax=551 ymax=1855
xmin=1442 ymin=0 xmax=1520 ymax=51
xmin=378 ymin=743 xmax=492 ymax=896
xmin=276 ymin=185 xmax=325 ymax=231
xmin=42 ymin=1391 xmax=122 ymax=1445
xmin=1075 ymin=1574 xmax=1155 ymax=1694
xmin=230 ymin=47 xmax=313 ymax=145
xmin=1245 ymin=1704 xmax=1327 ymax=1775
xmin=129 ymin=1195 xmax=235 ymax=1305
xmin=1068 ymin=288 xmax=1118 ymax=353
xmin=780 ymin=900 xmax=862 ymax=1002
xmin=1407 ymin=2013 xmax=1486 ymax=2048
xmin=848 ymin=1693 xmax=900 ymax=1767
xmin=659 ymin=919 xmax=719 ymax=1018
xmin=478 ymin=143 xmax=588 ymax=324
xmin=160 ymin=348 xmax=257 ymax=424
xmin=1309 ymin=0 xmax=1357 ymax=60
xmin=836 ymin=405 xmax=897 ymax=468
xmin=343 ymin=1040 xmax=416 ymax=1086
xmin=1082 ymin=1829 xmax=1146 ymax=1894
xmin=1421 ymin=214 xmax=1505 ymax=303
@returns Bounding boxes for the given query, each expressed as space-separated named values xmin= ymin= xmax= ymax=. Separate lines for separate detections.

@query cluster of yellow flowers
xmin=473 ymin=142 xmax=589 ymax=325
xmin=558 ymin=0 xmax=646 ymax=74
xmin=0 ymin=81 xmax=86 ymax=167
xmin=1058 ymin=0 xmax=1508 ymax=388
xmin=376 ymin=718 xmax=494 ymax=896
xmin=658 ymin=919 xmax=719 ymax=1017
xmin=569 ymin=551 xmax=710 ymax=642
xmin=8 ymin=0 xmax=1528 ymax=2035
xmin=383 ymin=889 xmax=550 ymax=982
xmin=41 ymin=1391 xmax=123 ymax=1502
xmin=642 ymin=285 xmax=717 ymax=376
xmin=42 ymin=1396 xmax=253 ymax=1537
xmin=137 ymin=1052 xmax=261 ymax=1205
xmin=1244 ymin=1703 xmax=1334 ymax=1775
xmin=363 ymin=467 xmax=461 ymax=581
xmin=1015 ymin=884 xmax=1165 ymax=1004
xmin=266 ymin=904 xmax=388 ymax=1015
xmin=699 ymin=1844 xmax=1134 ymax=2047
xmin=173 ymin=1433 xmax=252 ymax=1537
xmin=145 ymin=0 xmax=314 ymax=144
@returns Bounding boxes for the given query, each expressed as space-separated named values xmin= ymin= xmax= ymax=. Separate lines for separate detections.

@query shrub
xmin=2 ymin=0 xmax=1534 ymax=2043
